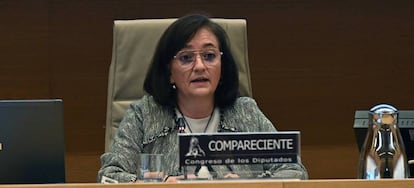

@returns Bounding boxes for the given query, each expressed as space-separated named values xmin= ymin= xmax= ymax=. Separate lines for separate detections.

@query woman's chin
xmin=189 ymin=90 xmax=215 ymax=98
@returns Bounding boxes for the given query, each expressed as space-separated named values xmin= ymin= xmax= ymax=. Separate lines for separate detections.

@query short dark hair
xmin=144 ymin=14 xmax=239 ymax=109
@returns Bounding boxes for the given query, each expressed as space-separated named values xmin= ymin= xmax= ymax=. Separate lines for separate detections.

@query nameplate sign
xmin=178 ymin=131 xmax=300 ymax=167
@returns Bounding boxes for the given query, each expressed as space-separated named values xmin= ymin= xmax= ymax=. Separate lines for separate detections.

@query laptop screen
xmin=0 ymin=99 xmax=66 ymax=184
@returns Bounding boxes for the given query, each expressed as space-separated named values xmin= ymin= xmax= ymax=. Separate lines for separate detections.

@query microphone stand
xmin=177 ymin=117 xmax=188 ymax=180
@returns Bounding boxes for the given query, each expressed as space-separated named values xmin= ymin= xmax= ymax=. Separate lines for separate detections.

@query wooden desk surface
xmin=0 ymin=179 xmax=413 ymax=188
xmin=284 ymin=179 xmax=414 ymax=188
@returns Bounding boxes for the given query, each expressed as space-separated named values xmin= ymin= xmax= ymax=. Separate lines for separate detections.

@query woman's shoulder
xmin=235 ymin=96 xmax=257 ymax=103
xmin=126 ymin=95 xmax=171 ymax=118
xmin=130 ymin=95 xmax=152 ymax=104
xmin=130 ymin=95 xmax=159 ymax=109
xmin=223 ymin=96 xmax=260 ymax=116
xmin=221 ymin=96 xmax=274 ymax=132
xmin=130 ymin=95 xmax=173 ymax=117
xmin=232 ymin=96 xmax=258 ymax=108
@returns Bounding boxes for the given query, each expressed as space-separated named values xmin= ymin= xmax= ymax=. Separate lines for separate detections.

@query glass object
xmin=357 ymin=104 xmax=410 ymax=179
xmin=138 ymin=154 xmax=164 ymax=182
xmin=173 ymin=48 xmax=222 ymax=69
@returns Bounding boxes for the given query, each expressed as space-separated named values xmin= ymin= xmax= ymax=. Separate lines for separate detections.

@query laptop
xmin=0 ymin=99 xmax=66 ymax=184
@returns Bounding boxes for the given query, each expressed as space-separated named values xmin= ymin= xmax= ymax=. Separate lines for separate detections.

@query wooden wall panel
xmin=0 ymin=0 xmax=49 ymax=99
xmin=48 ymin=0 xmax=112 ymax=153
xmin=1 ymin=0 xmax=413 ymax=183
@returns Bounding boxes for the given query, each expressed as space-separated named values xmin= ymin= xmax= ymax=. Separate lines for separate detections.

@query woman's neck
xmin=177 ymin=97 xmax=214 ymax=119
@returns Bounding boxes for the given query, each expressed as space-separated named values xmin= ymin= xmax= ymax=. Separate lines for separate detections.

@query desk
xmin=0 ymin=179 xmax=413 ymax=188
xmin=284 ymin=179 xmax=414 ymax=188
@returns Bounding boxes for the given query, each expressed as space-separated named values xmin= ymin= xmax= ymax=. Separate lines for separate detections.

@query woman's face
xmin=170 ymin=28 xmax=222 ymax=101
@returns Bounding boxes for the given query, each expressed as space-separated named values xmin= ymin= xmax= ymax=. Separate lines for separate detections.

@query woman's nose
xmin=193 ymin=54 xmax=206 ymax=69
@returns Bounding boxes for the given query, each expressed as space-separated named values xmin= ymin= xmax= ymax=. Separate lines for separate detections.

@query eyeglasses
xmin=173 ymin=48 xmax=223 ymax=68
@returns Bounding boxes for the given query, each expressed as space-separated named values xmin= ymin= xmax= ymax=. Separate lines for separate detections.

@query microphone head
xmin=176 ymin=117 xmax=186 ymax=132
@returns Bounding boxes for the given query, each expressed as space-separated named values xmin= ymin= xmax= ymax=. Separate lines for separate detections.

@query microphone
xmin=176 ymin=117 xmax=186 ymax=133
xmin=176 ymin=117 xmax=187 ymax=179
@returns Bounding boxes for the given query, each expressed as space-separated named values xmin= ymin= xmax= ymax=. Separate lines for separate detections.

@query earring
xmin=172 ymin=83 xmax=176 ymax=89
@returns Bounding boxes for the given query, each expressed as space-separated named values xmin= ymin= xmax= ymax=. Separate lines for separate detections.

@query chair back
xmin=105 ymin=18 xmax=252 ymax=151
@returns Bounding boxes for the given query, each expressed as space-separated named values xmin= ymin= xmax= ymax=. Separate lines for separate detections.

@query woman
xmin=98 ymin=14 xmax=308 ymax=183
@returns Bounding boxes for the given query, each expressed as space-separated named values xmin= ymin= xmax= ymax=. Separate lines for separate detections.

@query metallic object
xmin=358 ymin=104 xmax=410 ymax=179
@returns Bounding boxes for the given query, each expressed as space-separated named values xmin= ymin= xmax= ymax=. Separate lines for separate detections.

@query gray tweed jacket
xmin=98 ymin=95 xmax=308 ymax=182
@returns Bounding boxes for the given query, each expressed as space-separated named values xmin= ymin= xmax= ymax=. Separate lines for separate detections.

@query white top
xmin=176 ymin=108 xmax=219 ymax=133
